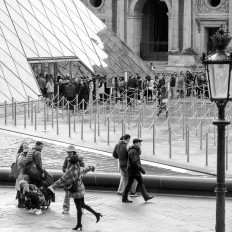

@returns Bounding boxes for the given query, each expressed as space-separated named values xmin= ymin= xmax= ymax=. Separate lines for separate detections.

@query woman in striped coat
xmin=49 ymin=156 xmax=102 ymax=231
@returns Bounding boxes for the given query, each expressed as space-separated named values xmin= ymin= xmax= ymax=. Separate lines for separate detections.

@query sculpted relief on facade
xmin=196 ymin=0 xmax=229 ymax=13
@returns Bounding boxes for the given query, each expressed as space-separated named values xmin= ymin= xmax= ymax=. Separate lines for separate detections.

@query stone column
xmin=170 ymin=0 xmax=179 ymax=51
xmin=183 ymin=0 xmax=192 ymax=50
xmin=167 ymin=12 xmax=172 ymax=51
xmin=127 ymin=13 xmax=143 ymax=56
xmin=117 ymin=0 xmax=125 ymax=41
xmin=229 ymin=0 xmax=232 ymax=47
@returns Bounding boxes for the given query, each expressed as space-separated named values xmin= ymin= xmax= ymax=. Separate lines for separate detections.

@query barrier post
xmin=114 ymin=107 xmax=116 ymax=133
xmin=81 ymin=106 xmax=84 ymax=140
xmin=68 ymin=106 xmax=71 ymax=137
xmin=124 ymin=119 xmax=126 ymax=134
xmin=90 ymin=100 xmax=92 ymax=129
xmin=187 ymin=130 xmax=189 ymax=162
xmin=107 ymin=116 xmax=110 ymax=145
xmin=200 ymin=121 xmax=203 ymax=150
xmin=196 ymin=110 xmax=198 ymax=136
xmin=51 ymin=102 xmax=54 ymax=127
xmin=12 ymin=97 xmax=14 ymax=119
xmin=73 ymin=116 xmax=76 ymax=132
xmin=214 ymin=125 xmax=216 ymax=146
xmin=14 ymin=102 xmax=16 ymax=126
xmin=24 ymin=104 xmax=26 ymax=128
xmin=98 ymin=112 xmax=100 ymax=136
xmin=153 ymin=123 xmax=155 ymax=155
xmin=35 ymin=104 xmax=37 ymax=130
xmin=28 ymin=96 xmax=30 ymax=118
xmin=182 ymin=114 xmax=185 ymax=140
xmin=62 ymin=97 xmax=64 ymax=117
xmin=142 ymin=102 xmax=144 ymax=126
xmin=4 ymin=101 xmax=7 ymax=125
xmin=138 ymin=123 xmax=140 ymax=138
xmin=31 ymin=100 xmax=33 ymax=125
xmin=94 ymin=114 xmax=96 ymax=142
xmin=185 ymin=124 xmax=188 ymax=154
xmin=206 ymin=133 xmax=208 ymax=166
xmin=169 ymin=127 xmax=172 ymax=158
xmin=44 ymin=101 xmax=47 ymax=131
xmin=139 ymin=122 xmax=142 ymax=138
xmin=226 ymin=126 xmax=228 ymax=170
xmin=56 ymin=107 xmax=59 ymax=134
xmin=122 ymin=119 xmax=124 ymax=136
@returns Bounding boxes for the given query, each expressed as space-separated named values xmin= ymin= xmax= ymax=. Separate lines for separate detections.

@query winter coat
xmin=127 ymin=145 xmax=145 ymax=176
xmin=62 ymin=155 xmax=85 ymax=173
xmin=112 ymin=141 xmax=129 ymax=169
xmin=52 ymin=164 xmax=92 ymax=199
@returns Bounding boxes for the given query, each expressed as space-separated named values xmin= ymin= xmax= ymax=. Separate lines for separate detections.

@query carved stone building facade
xmin=81 ymin=0 xmax=232 ymax=71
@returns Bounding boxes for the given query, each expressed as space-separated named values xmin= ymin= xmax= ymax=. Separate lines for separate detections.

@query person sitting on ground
xmin=19 ymin=180 xmax=45 ymax=215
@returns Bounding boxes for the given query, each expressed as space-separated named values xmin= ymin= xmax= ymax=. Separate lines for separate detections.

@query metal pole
xmin=73 ymin=117 xmax=76 ymax=132
xmin=94 ymin=114 xmax=96 ymax=142
xmin=35 ymin=104 xmax=37 ymax=130
xmin=200 ymin=121 xmax=203 ymax=150
xmin=28 ymin=96 xmax=30 ymax=117
xmin=56 ymin=107 xmax=59 ymax=134
xmin=12 ymin=97 xmax=14 ymax=120
xmin=98 ymin=112 xmax=100 ymax=136
xmin=31 ymin=101 xmax=33 ymax=125
xmin=187 ymin=130 xmax=189 ymax=162
xmin=81 ymin=106 xmax=84 ymax=140
xmin=206 ymin=133 xmax=208 ymax=166
xmin=4 ymin=101 xmax=7 ymax=125
xmin=182 ymin=114 xmax=185 ymax=140
xmin=169 ymin=127 xmax=171 ymax=158
xmin=24 ymin=104 xmax=26 ymax=128
xmin=213 ymin=105 xmax=230 ymax=232
xmin=44 ymin=101 xmax=46 ymax=131
xmin=107 ymin=116 xmax=110 ymax=145
xmin=14 ymin=102 xmax=16 ymax=126
xmin=122 ymin=119 xmax=124 ymax=136
xmin=114 ymin=107 xmax=116 ymax=133
xmin=153 ymin=123 xmax=155 ymax=155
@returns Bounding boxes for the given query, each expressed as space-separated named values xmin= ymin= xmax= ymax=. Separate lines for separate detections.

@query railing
xmin=140 ymin=41 xmax=168 ymax=61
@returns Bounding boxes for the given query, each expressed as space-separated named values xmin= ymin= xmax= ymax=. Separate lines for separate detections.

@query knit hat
xmin=19 ymin=180 xmax=29 ymax=189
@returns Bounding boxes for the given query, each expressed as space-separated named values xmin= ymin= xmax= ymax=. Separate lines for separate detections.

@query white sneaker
xmin=34 ymin=209 xmax=42 ymax=215
xmin=28 ymin=208 xmax=36 ymax=214
xmin=62 ymin=210 xmax=69 ymax=214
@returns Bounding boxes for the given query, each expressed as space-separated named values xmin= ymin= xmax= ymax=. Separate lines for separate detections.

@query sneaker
xmin=34 ymin=209 xmax=42 ymax=215
xmin=130 ymin=192 xmax=140 ymax=197
xmin=62 ymin=210 xmax=69 ymax=214
xmin=116 ymin=191 xmax=123 ymax=195
xmin=28 ymin=208 xmax=36 ymax=214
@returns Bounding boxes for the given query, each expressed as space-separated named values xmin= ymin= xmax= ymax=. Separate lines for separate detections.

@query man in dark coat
xmin=127 ymin=75 xmax=138 ymax=106
xmin=78 ymin=80 xmax=89 ymax=111
xmin=122 ymin=139 xmax=154 ymax=203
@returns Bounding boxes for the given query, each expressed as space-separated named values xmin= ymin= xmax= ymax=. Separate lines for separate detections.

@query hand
xmin=90 ymin=166 xmax=95 ymax=172
xmin=42 ymin=173 xmax=45 ymax=178
xmin=48 ymin=186 xmax=55 ymax=193
xmin=140 ymin=168 xmax=145 ymax=174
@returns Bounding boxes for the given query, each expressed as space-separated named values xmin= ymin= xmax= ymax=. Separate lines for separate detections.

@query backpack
xmin=170 ymin=77 xmax=176 ymax=87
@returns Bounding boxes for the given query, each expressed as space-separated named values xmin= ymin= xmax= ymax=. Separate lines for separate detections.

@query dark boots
xmin=140 ymin=184 xmax=155 ymax=202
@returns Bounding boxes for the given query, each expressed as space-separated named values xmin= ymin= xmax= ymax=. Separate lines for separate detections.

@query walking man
xmin=122 ymin=139 xmax=154 ymax=203
xmin=113 ymin=134 xmax=138 ymax=196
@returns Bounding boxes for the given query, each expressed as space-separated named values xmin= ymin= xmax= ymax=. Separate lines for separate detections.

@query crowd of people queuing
xmin=36 ymin=70 xmax=208 ymax=116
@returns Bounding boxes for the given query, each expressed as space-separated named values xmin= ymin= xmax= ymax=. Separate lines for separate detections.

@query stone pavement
xmin=1 ymin=186 xmax=232 ymax=232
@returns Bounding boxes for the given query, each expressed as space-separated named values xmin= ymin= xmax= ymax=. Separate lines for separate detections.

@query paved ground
xmin=1 ymin=186 xmax=232 ymax=232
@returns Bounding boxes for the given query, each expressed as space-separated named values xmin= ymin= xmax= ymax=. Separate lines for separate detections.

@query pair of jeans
xmin=122 ymin=175 xmax=149 ymax=201
xmin=117 ymin=167 xmax=137 ymax=194
xmin=63 ymin=190 xmax=70 ymax=211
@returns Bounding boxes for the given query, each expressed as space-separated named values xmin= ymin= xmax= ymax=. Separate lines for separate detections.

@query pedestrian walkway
xmin=1 ymin=186 xmax=232 ymax=232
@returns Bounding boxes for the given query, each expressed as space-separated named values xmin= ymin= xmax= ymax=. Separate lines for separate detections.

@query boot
xmin=18 ymin=196 xmax=25 ymax=208
xmin=73 ymin=210 xmax=82 ymax=230
xmin=139 ymin=184 xmax=154 ymax=202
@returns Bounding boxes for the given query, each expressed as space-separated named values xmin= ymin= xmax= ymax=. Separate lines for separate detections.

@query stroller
xmin=20 ymin=171 xmax=55 ymax=210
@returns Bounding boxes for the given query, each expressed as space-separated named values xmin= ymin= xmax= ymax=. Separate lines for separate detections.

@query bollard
xmin=31 ymin=101 xmax=33 ymax=125
xmin=122 ymin=119 xmax=124 ymax=136
xmin=44 ymin=101 xmax=47 ymax=131
xmin=206 ymin=133 xmax=208 ymax=166
xmin=51 ymin=102 xmax=54 ymax=127
xmin=24 ymin=104 xmax=26 ymax=128
xmin=124 ymin=119 xmax=126 ymax=134
xmin=139 ymin=123 xmax=142 ymax=138
xmin=81 ymin=107 xmax=84 ymax=140
xmin=182 ymin=114 xmax=185 ymax=140
xmin=68 ymin=108 xmax=71 ymax=137
xmin=35 ymin=104 xmax=37 ymax=130
xmin=142 ymin=103 xmax=145 ymax=126
xmin=107 ymin=116 xmax=110 ymax=145
xmin=28 ymin=96 xmax=30 ymax=118
xmin=14 ymin=102 xmax=16 ymax=126
xmin=56 ymin=107 xmax=59 ymax=134
xmin=98 ymin=112 xmax=100 ymax=136
xmin=153 ymin=124 xmax=155 ymax=155
xmin=73 ymin=117 xmax=76 ymax=132
xmin=62 ymin=97 xmax=64 ymax=117
xmin=187 ymin=130 xmax=189 ymax=162
xmin=4 ymin=101 xmax=7 ymax=125
xmin=196 ymin=110 xmax=198 ymax=136
xmin=200 ymin=121 xmax=202 ymax=150
xmin=94 ymin=115 xmax=96 ymax=142
xmin=169 ymin=127 xmax=172 ymax=158
xmin=137 ymin=123 xmax=140 ymax=138
xmin=12 ymin=97 xmax=14 ymax=119
xmin=113 ymin=107 xmax=116 ymax=133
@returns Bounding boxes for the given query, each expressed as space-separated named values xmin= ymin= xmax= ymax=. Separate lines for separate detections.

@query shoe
xmin=130 ymin=192 xmax=140 ymax=197
xmin=72 ymin=224 xmax=82 ymax=230
xmin=62 ymin=210 xmax=69 ymax=214
xmin=122 ymin=199 xmax=133 ymax=203
xmin=145 ymin=195 xmax=155 ymax=202
xmin=116 ymin=191 xmax=123 ymax=195
xmin=96 ymin=213 xmax=102 ymax=223
xmin=28 ymin=208 xmax=36 ymax=214
xmin=18 ymin=204 xmax=26 ymax=208
xmin=34 ymin=209 xmax=42 ymax=215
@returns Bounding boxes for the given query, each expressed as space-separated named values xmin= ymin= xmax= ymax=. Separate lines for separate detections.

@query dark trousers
xmin=67 ymin=96 xmax=76 ymax=110
xmin=74 ymin=197 xmax=97 ymax=226
xmin=122 ymin=175 xmax=149 ymax=200
xmin=127 ymin=90 xmax=135 ymax=106
xmin=29 ymin=193 xmax=41 ymax=209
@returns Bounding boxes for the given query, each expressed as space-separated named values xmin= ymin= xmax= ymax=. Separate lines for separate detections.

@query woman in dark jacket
xmin=49 ymin=156 xmax=102 ymax=230
xmin=78 ymin=80 xmax=89 ymax=111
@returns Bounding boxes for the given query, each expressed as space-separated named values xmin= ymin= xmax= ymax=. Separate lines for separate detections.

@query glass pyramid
xmin=0 ymin=0 xmax=153 ymax=102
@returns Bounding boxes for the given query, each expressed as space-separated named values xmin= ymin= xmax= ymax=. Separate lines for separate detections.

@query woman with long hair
xmin=48 ymin=156 xmax=102 ymax=230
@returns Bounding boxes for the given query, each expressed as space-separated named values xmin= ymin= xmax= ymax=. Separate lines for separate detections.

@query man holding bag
xmin=25 ymin=141 xmax=45 ymax=186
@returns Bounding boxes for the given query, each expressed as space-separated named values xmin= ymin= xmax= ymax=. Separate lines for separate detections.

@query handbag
xmin=9 ymin=162 xmax=19 ymax=178
xmin=24 ymin=162 xmax=42 ymax=181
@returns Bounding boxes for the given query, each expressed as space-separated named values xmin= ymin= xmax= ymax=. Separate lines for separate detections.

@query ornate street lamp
xmin=203 ymin=26 xmax=232 ymax=232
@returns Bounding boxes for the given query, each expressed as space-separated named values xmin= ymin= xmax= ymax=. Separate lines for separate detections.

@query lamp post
xmin=203 ymin=25 xmax=232 ymax=232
